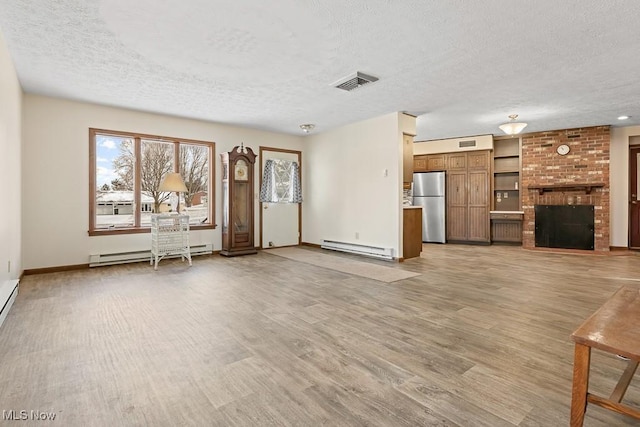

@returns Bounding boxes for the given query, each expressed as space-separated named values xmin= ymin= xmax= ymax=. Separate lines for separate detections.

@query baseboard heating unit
xmin=0 ymin=280 xmax=19 ymax=328
xmin=321 ymin=240 xmax=393 ymax=261
xmin=89 ymin=244 xmax=213 ymax=267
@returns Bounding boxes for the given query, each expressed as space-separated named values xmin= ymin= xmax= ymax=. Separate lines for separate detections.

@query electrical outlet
xmin=355 ymin=232 xmax=359 ymax=239
xmin=504 ymin=192 xmax=508 ymax=199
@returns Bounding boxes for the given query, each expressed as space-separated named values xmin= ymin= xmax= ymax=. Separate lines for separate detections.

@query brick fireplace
xmin=521 ymin=126 xmax=610 ymax=251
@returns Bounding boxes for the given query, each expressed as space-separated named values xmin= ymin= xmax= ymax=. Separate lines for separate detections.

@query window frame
xmin=89 ymin=128 xmax=216 ymax=236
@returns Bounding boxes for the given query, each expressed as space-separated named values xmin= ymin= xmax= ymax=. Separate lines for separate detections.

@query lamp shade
xmin=158 ymin=173 xmax=187 ymax=192
xmin=498 ymin=121 xmax=528 ymax=135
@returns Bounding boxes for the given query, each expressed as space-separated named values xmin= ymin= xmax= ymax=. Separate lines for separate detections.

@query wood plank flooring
xmin=1 ymin=245 xmax=640 ymax=426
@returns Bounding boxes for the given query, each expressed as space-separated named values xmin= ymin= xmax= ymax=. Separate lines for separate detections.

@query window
xmin=259 ymin=159 xmax=303 ymax=203
xmin=89 ymin=129 xmax=215 ymax=235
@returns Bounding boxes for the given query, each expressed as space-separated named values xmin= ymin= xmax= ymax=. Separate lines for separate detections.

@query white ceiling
xmin=1 ymin=1 xmax=640 ymax=140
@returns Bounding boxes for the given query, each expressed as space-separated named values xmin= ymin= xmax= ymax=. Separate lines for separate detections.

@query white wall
xmin=22 ymin=95 xmax=303 ymax=269
xmin=414 ymin=134 xmax=493 ymax=154
xmin=399 ymin=113 xmax=417 ymax=136
xmin=397 ymin=114 xmax=417 ymax=254
xmin=0 ymin=31 xmax=22 ymax=280
xmin=610 ymin=126 xmax=640 ymax=247
xmin=302 ymin=112 xmax=405 ymax=257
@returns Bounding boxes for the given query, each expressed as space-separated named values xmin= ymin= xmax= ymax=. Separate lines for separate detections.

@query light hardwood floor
xmin=1 ymin=245 xmax=639 ymax=426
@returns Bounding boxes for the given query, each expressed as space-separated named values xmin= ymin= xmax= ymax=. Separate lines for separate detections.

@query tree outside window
xmin=89 ymin=129 xmax=214 ymax=235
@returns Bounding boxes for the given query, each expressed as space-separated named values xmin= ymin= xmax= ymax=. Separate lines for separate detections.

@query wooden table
xmin=570 ymin=286 xmax=640 ymax=426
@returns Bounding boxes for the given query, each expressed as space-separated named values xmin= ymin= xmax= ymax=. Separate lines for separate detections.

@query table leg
xmin=570 ymin=343 xmax=591 ymax=427
xmin=610 ymin=359 xmax=639 ymax=403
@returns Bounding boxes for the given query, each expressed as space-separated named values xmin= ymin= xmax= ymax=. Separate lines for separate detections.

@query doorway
xmin=259 ymin=147 xmax=302 ymax=248
xmin=629 ymin=146 xmax=640 ymax=248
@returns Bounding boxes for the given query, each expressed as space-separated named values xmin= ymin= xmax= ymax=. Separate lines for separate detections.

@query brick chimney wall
xmin=521 ymin=126 xmax=610 ymax=251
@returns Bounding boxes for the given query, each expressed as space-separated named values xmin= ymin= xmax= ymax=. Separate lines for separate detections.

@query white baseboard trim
xmin=321 ymin=239 xmax=394 ymax=260
xmin=89 ymin=244 xmax=213 ymax=267
xmin=0 ymin=279 xmax=19 ymax=329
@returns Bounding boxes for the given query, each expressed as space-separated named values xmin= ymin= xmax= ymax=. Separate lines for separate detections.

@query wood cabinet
xmin=403 ymin=207 xmax=422 ymax=259
xmin=491 ymin=138 xmax=523 ymax=244
xmin=446 ymin=171 xmax=468 ymax=241
xmin=447 ymin=153 xmax=466 ymax=170
xmin=413 ymin=150 xmax=490 ymax=244
xmin=220 ymin=145 xmax=258 ymax=257
xmin=445 ymin=150 xmax=490 ymax=243
xmin=414 ymin=154 xmax=445 ymax=173
xmin=426 ymin=154 xmax=445 ymax=171
xmin=414 ymin=155 xmax=427 ymax=172
xmin=468 ymin=151 xmax=489 ymax=169
xmin=468 ymin=169 xmax=489 ymax=242
xmin=490 ymin=212 xmax=523 ymax=243
xmin=403 ymin=134 xmax=414 ymax=183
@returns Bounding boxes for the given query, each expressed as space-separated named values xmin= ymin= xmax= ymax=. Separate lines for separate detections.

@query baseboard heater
xmin=0 ymin=279 xmax=19 ymax=329
xmin=89 ymin=244 xmax=213 ymax=267
xmin=321 ymin=240 xmax=393 ymax=261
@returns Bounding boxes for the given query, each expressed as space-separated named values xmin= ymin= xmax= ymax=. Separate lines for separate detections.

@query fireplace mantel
xmin=527 ymin=183 xmax=605 ymax=195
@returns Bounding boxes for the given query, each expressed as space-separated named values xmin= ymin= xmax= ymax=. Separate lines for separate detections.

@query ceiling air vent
xmin=459 ymin=140 xmax=476 ymax=148
xmin=333 ymin=72 xmax=379 ymax=91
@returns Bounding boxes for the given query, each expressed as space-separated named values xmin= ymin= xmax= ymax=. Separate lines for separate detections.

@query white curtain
xmin=259 ymin=159 xmax=303 ymax=203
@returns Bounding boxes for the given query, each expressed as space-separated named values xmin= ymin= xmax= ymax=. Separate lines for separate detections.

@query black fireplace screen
xmin=535 ymin=205 xmax=595 ymax=250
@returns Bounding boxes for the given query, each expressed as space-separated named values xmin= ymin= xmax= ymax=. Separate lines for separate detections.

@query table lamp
xmin=159 ymin=172 xmax=187 ymax=213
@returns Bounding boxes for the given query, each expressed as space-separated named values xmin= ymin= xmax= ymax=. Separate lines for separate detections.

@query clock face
xmin=234 ymin=159 xmax=248 ymax=181
xmin=556 ymin=144 xmax=570 ymax=156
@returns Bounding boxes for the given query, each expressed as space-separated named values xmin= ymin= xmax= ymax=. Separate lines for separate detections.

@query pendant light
xmin=498 ymin=114 xmax=528 ymax=135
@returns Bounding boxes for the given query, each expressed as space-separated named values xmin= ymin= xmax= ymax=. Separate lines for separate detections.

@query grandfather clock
xmin=220 ymin=144 xmax=258 ymax=256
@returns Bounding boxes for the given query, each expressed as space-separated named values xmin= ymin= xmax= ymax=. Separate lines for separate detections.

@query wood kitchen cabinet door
xmin=468 ymin=170 xmax=489 ymax=206
xmin=426 ymin=154 xmax=445 ymax=171
xmin=403 ymin=208 xmax=422 ymax=259
xmin=468 ymin=169 xmax=490 ymax=242
xmin=468 ymin=206 xmax=489 ymax=241
xmin=403 ymin=134 xmax=414 ymax=183
xmin=447 ymin=153 xmax=466 ymax=170
xmin=468 ymin=151 xmax=489 ymax=169
xmin=447 ymin=171 xmax=468 ymax=241
xmin=468 ymin=170 xmax=489 ymax=242
xmin=413 ymin=155 xmax=427 ymax=172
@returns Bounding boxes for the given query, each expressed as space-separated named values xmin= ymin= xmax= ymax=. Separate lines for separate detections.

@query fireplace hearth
xmin=534 ymin=205 xmax=595 ymax=250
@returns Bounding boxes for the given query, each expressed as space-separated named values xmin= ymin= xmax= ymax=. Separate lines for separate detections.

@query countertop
xmin=490 ymin=210 xmax=524 ymax=214
xmin=403 ymin=205 xmax=422 ymax=209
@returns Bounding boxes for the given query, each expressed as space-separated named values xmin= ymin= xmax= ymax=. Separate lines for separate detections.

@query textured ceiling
xmin=1 ymin=1 xmax=640 ymax=140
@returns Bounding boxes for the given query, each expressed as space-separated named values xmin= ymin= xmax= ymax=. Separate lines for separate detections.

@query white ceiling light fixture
xmin=300 ymin=124 xmax=315 ymax=133
xmin=498 ymin=114 xmax=528 ymax=135
xmin=618 ymin=115 xmax=630 ymax=120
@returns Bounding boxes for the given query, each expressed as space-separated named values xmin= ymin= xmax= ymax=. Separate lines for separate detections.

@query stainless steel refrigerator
xmin=412 ymin=171 xmax=446 ymax=243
